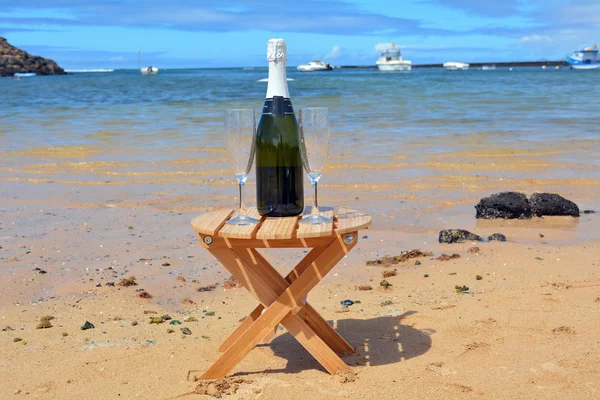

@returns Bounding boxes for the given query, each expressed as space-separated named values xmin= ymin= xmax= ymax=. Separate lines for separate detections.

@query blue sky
xmin=0 ymin=0 xmax=598 ymax=69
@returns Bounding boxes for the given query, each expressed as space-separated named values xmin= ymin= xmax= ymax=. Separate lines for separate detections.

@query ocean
xmin=1 ymin=67 xmax=599 ymax=241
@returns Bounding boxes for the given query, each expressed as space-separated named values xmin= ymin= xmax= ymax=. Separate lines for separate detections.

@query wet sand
xmin=1 ymin=138 xmax=599 ymax=399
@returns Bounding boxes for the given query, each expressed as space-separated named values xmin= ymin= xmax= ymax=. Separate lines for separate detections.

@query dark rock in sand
xmin=530 ymin=193 xmax=579 ymax=217
xmin=80 ymin=321 xmax=95 ymax=330
xmin=439 ymin=229 xmax=481 ymax=244
xmin=180 ymin=327 xmax=192 ymax=335
xmin=488 ymin=233 xmax=507 ymax=242
xmin=1 ymin=37 xmax=66 ymax=76
xmin=475 ymin=192 xmax=532 ymax=219
xmin=582 ymin=210 xmax=596 ymax=214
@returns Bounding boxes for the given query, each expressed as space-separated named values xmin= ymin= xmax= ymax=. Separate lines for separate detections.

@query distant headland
xmin=0 ymin=37 xmax=66 ymax=77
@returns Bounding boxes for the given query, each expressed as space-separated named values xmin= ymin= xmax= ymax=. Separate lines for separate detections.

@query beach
xmin=1 ymin=68 xmax=600 ymax=399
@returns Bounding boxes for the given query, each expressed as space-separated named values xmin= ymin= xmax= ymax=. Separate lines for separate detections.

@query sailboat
xmin=138 ymin=50 xmax=159 ymax=75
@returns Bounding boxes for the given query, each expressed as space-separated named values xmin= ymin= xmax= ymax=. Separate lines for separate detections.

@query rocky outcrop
xmin=475 ymin=192 xmax=532 ymax=219
xmin=530 ymin=193 xmax=579 ymax=217
xmin=0 ymin=37 xmax=66 ymax=77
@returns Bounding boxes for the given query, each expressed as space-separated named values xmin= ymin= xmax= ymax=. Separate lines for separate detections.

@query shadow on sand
xmin=244 ymin=311 xmax=433 ymax=375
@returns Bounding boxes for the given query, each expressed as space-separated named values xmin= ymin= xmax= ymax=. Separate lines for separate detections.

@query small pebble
xmin=80 ymin=321 xmax=95 ymax=330
xmin=181 ymin=327 xmax=192 ymax=335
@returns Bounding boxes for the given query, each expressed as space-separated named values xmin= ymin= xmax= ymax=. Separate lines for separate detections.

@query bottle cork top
xmin=267 ymin=38 xmax=287 ymax=62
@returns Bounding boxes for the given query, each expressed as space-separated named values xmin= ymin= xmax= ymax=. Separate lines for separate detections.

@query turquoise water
xmin=2 ymin=67 xmax=599 ymax=155
xmin=1 ymin=67 xmax=599 ymax=233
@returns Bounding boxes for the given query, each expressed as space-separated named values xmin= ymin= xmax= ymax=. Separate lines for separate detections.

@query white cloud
xmin=324 ymin=45 xmax=342 ymax=60
xmin=109 ymin=56 xmax=126 ymax=62
xmin=374 ymin=42 xmax=393 ymax=52
xmin=519 ymin=35 xmax=551 ymax=44
xmin=374 ymin=43 xmax=448 ymax=52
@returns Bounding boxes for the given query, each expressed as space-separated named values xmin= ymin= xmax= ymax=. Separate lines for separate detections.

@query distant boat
xmin=141 ymin=66 xmax=159 ymax=75
xmin=297 ymin=61 xmax=333 ymax=72
xmin=443 ymin=62 xmax=469 ymax=71
xmin=138 ymin=50 xmax=159 ymax=75
xmin=566 ymin=45 xmax=600 ymax=70
xmin=14 ymin=72 xmax=36 ymax=77
xmin=376 ymin=43 xmax=411 ymax=71
xmin=481 ymin=64 xmax=496 ymax=70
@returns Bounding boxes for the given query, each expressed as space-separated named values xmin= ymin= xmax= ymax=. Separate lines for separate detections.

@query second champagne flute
xmin=298 ymin=107 xmax=332 ymax=225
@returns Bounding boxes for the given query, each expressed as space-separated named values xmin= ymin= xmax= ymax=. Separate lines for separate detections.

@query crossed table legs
xmin=198 ymin=232 xmax=357 ymax=379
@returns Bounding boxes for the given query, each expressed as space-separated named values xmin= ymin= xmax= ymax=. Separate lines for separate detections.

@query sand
xmin=2 ymin=215 xmax=600 ymax=399
xmin=1 ymin=141 xmax=600 ymax=399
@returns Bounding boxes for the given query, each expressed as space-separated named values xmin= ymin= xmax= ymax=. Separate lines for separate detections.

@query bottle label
xmin=262 ymin=97 xmax=294 ymax=116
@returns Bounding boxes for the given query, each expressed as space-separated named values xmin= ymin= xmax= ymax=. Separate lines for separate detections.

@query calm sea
xmin=1 ymin=67 xmax=599 ymax=237
xmin=2 ymin=67 xmax=599 ymax=152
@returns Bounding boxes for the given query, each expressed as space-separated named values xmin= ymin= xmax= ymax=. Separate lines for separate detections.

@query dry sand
xmin=2 ymin=215 xmax=600 ymax=399
xmin=1 ymin=141 xmax=600 ymax=399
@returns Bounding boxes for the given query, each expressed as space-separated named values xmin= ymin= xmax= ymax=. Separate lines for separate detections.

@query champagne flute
xmin=225 ymin=109 xmax=260 ymax=226
xmin=298 ymin=107 xmax=332 ymax=225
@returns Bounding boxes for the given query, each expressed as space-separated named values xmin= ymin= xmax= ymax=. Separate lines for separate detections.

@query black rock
xmin=582 ymin=210 xmax=596 ymax=214
xmin=106 ymin=282 xmax=115 ymax=287
xmin=340 ymin=300 xmax=354 ymax=307
xmin=475 ymin=192 xmax=532 ymax=219
xmin=180 ymin=327 xmax=192 ymax=335
xmin=488 ymin=233 xmax=507 ymax=242
xmin=439 ymin=229 xmax=481 ymax=244
xmin=95 ymin=283 xmax=101 ymax=287
xmin=80 ymin=321 xmax=95 ymax=330
xmin=530 ymin=193 xmax=579 ymax=217
xmin=33 ymin=267 xmax=48 ymax=274
xmin=415 ymin=260 xmax=422 ymax=265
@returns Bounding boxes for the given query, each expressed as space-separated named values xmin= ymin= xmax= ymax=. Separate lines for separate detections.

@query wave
xmin=65 ymin=69 xmax=114 ymax=73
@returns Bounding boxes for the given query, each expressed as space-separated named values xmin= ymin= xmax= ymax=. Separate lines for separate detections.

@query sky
xmin=0 ymin=0 xmax=598 ymax=69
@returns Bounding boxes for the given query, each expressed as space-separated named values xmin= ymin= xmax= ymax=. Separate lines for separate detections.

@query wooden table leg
xmin=214 ymin=246 xmax=353 ymax=355
xmin=201 ymin=233 xmax=356 ymax=379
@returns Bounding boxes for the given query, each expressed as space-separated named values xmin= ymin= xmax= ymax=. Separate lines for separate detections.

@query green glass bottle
xmin=255 ymin=39 xmax=304 ymax=217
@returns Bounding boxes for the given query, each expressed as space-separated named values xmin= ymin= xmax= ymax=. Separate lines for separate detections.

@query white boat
xmin=376 ymin=43 xmax=411 ymax=71
xmin=141 ymin=66 xmax=159 ymax=75
xmin=14 ymin=72 xmax=36 ymax=77
xmin=138 ymin=50 xmax=159 ymax=75
xmin=443 ymin=62 xmax=469 ymax=71
xmin=566 ymin=45 xmax=600 ymax=70
xmin=481 ymin=64 xmax=496 ymax=70
xmin=297 ymin=61 xmax=333 ymax=72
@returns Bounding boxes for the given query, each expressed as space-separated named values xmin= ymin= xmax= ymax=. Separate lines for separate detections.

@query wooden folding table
xmin=190 ymin=208 xmax=371 ymax=379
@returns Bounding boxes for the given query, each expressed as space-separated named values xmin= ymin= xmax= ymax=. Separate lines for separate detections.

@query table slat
xmin=190 ymin=209 xmax=234 ymax=235
xmin=256 ymin=216 xmax=299 ymax=240
xmin=219 ymin=208 xmax=264 ymax=239
xmin=296 ymin=208 xmax=334 ymax=238
xmin=335 ymin=208 xmax=372 ymax=234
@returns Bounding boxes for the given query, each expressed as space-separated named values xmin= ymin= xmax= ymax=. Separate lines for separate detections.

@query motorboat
xmin=138 ymin=50 xmax=158 ymax=75
xmin=481 ymin=65 xmax=496 ymax=70
xmin=296 ymin=61 xmax=333 ymax=72
xmin=376 ymin=43 xmax=411 ymax=71
xmin=141 ymin=66 xmax=159 ymax=75
xmin=566 ymin=45 xmax=600 ymax=70
xmin=443 ymin=62 xmax=469 ymax=71
xmin=13 ymin=72 xmax=36 ymax=77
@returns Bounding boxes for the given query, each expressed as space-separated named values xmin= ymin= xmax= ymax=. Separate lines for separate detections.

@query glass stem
xmin=238 ymin=181 xmax=247 ymax=217
xmin=311 ymin=181 xmax=319 ymax=216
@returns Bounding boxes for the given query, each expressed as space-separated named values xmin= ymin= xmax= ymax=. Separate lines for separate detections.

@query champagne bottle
xmin=255 ymin=38 xmax=304 ymax=217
